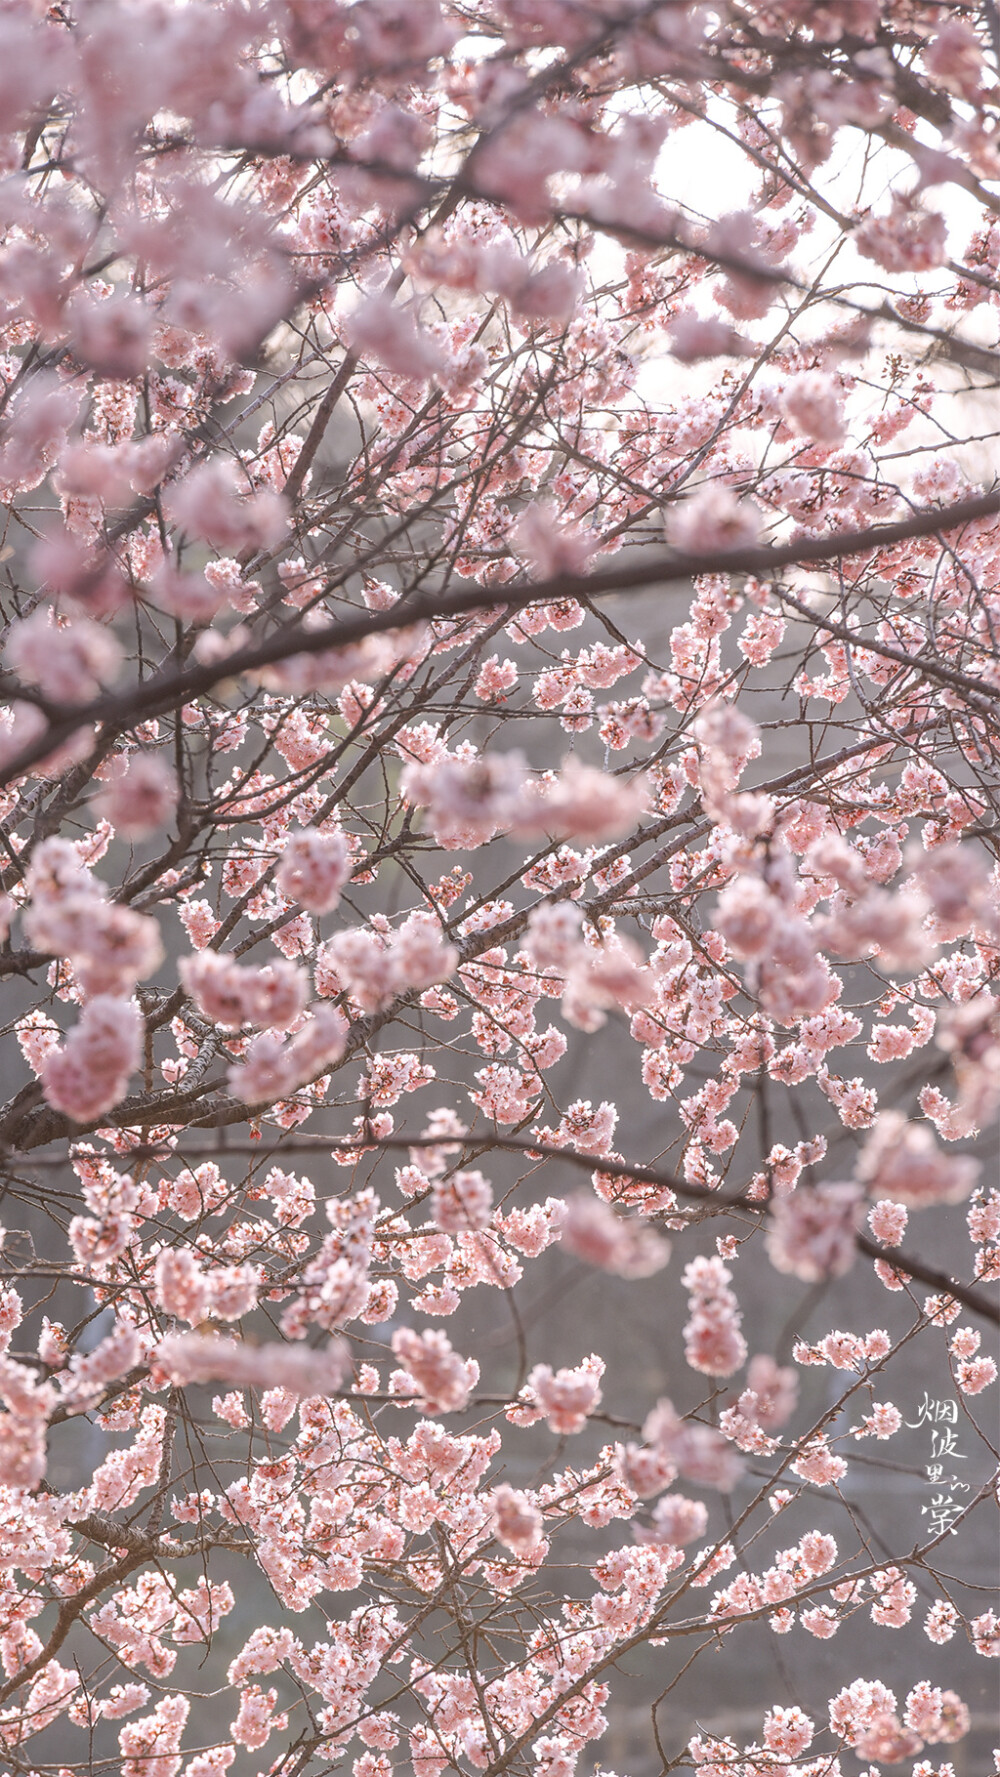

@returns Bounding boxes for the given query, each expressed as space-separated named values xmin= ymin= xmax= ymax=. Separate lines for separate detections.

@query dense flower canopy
xmin=0 ymin=3 xmax=997 ymax=1777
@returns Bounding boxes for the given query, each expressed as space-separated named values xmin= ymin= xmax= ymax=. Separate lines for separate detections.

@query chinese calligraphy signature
xmin=906 ymin=1392 xmax=969 ymax=1536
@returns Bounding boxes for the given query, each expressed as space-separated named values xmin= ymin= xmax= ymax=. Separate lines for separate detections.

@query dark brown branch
xmin=53 ymin=1130 xmax=1000 ymax=1328
xmin=1 ymin=488 xmax=997 ymax=790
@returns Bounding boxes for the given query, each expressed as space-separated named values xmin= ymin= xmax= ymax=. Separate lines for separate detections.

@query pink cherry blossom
xmin=667 ymin=483 xmax=761 ymax=554
xmin=559 ymin=1194 xmax=670 ymax=1279
xmin=41 ymin=996 xmax=144 ymax=1121
xmin=179 ymin=952 xmax=309 ymax=1030
xmin=767 ymin=1182 xmax=864 ymax=1281
xmin=344 ymin=293 xmax=447 ymax=381
xmin=391 ymin=1328 xmax=479 ymax=1413
xmin=431 ymin=1170 xmax=494 ymax=1233
xmin=513 ymin=503 xmax=597 ymax=580
xmin=668 ymin=311 xmax=747 ymax=363
xmin=95 ymin=753 xmax=179 ymax=838
xmin=491 ymin=1484 xmax=544 ymax=1556
xmin=681 ymin=1254 xmax=746 ymax=1376
xmin=743 ymin=1354 xmax=798 ymax=1430
xmin=227 ymin=1003 xmax=349 ymax=1104
xmin=156 ymin=1333 xmax=347 ymax=1394
xmin=165 ymin=460 xmax=289 ymax=552
xmin=855 ymin=196 xmax=947 ymax=271
xmin=276 ymin=827 xmax=351 ymax=913
xmin=780 ymin=370 xmax=846 ymax=446
xmin=855 ymin=1112 xmax=981 ymax=1207
xmin=7 ymin=608 xmax=123 ymax=702
xmin=520 ymin=1356 xmax=604 ymax=1435
xmin=639 ymin=1493 xmax=708 ymax=1547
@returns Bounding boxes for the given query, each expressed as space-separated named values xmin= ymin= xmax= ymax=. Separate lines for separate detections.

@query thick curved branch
xmin=2 ymin=488 xmax=997 ymax=791
xmin=46 ymin=1130 xmax=999 ymax=1328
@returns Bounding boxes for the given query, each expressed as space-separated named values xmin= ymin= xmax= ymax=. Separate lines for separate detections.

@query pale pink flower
xmin=763 ymin=1706 xmax=814 ymax=1757
xmin=474 ymin=655 xmax=518 ymax=701
xmin=668 ymin=311 xmax=747 ymax=362
xmin=156 ymin=1333 xmax=347 ymax=1395
xmin=906 ymin=1682 xmax=970 ymax=1746
xmin=855 ymin=197 xmax=947 ymax=272
xmin=559 ymin=1194 xmax=670 ymax=1279
xmin=616 ymin=1441 xmax=678 ymax=1500
xmin=154 ymin=1247 xmax=211 ymax=1324
xmin=542 ymin=1097 xmax=618 ymax=1156
xmin=511 ymin=759 xmax=649 ymax=843
xmin=344 ymin=293 xmax=446 ymax=380
xmin=908 ymin=840 xmax=993 ymax=939
xmin=713 ymin=874 xmax=781 ymax=960
xmin=178 ymin=898 xmax=220 ymax=949
xmin=854 ymin=1713 xmax=923 ymax=1763
xmin=682 ymin=1254 xmax=746 ymax=1377
xmin=956 ymin=1355 xmax=997 ymax=1394
xmin=31 ymin=528 xmax=130 ymax=617
xmin=667 ymin=483 xmax=761 ymax=554
xmin=6 ymin=608 xmax=123 ymax=702
xmin=970 ymin=1609 xmax=999 ymax=1656
xmin=0 ymin=1354 xmax=57 ymax=1488
xmin=180 ymin=952 xmax=308 ymax=1031
xmin=38 ymin=1317 xmax=68 ymax=1367
xmin=207 ymin=1262 xmax=260 ymax=1322
xmin=95 ymin=753 xmax=179 ymax=839
xmin=391 ymin=912 xmax=459 ymax=992
xmin=165 ymin=459 xmax=289 ymax=551
xmin=818 ymin=885 xmax=932 ymax=973
xmin=935 ymin=991 xmax=1000 ymax=1134
xmin=71 ymin=902 xmax=165 ymax=998
xmin=780 ymin=370 xmax=846 ymax=446
xmin=68 ymin=291 xmax=152 ymax=378
xmin=391 ymin=1328 xmax=478 ymax=1413
xmin=743 ymin=1354 xmax=798 ymax=1430
xmin=151 ymin=565 xmax=226 ymax=624
xmin=0 ymin=373 xmax=82 ymax=499
xmin=24 ymin=839 xmax=164 ymax=996
xmin=119 ymin=1693 xmax=190 ymax=1777
xmin=695 ymin=699 xmax=760 ymax=772
xmin=924 ymin=1600 xmax=959 ymax=1644
xmin=317 ymin=927 xmax=395 ymax=1010
xmin=800 ymin=1531 xmax=838 ymax=1575
xmin=231 ymin=1684 xmax=286 ymax=1751
xmin=523 ymin=1356 xmax=604 ymax=1435
xmin=204 ymin=556 xmax=259 ymax=614
xmin=41 ymin=996 xmax=143 ymax=1122
xmin=491 ymin=1484 xmax=544 ymax=1556
xmin=868 ymin=1199 xmax=908 ymax=1244
xmin=738 ymin=605 xmax=784 ymax=664
xmin=856 ymin=1112 xmax=980 ymax=1207
xmin=524 ymin=902 xmax=583 ymax=970
xmin=792 ymin=1434 xmax=847 ymax=1486
xmin=319 ymin=912 xmax=457 ymax=1012
xmin=854 ymin=1401 xmax=902 ymax=1440
xmin=923 ymin=18 xmax=984 ymax=100
xmin=767 ymin=1182 xmax=862 ymax=1281
xmin=276 ymin=828 xmax=351 ymax=914
xmin=639 ymin=1493 xmax=708 ymax=1547
xmin=513 ymin=502 xmax=597 ymax=580
xmin=228 ymin=1003 xmax=349 ymax=1105
xmin=401 ymin=750 xmax=528 ymax=849
xmin=100 ymin=1684 xmax=153 ymax=1721
xmin=431 ymin=1170 xmax=493 ymax=1233
xmin=643 ymin=1398 xmax=744 ymax=1491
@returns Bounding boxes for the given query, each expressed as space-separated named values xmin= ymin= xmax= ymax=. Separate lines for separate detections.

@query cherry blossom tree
xmin=0 ymin=4 xmax=998 ymax=1777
